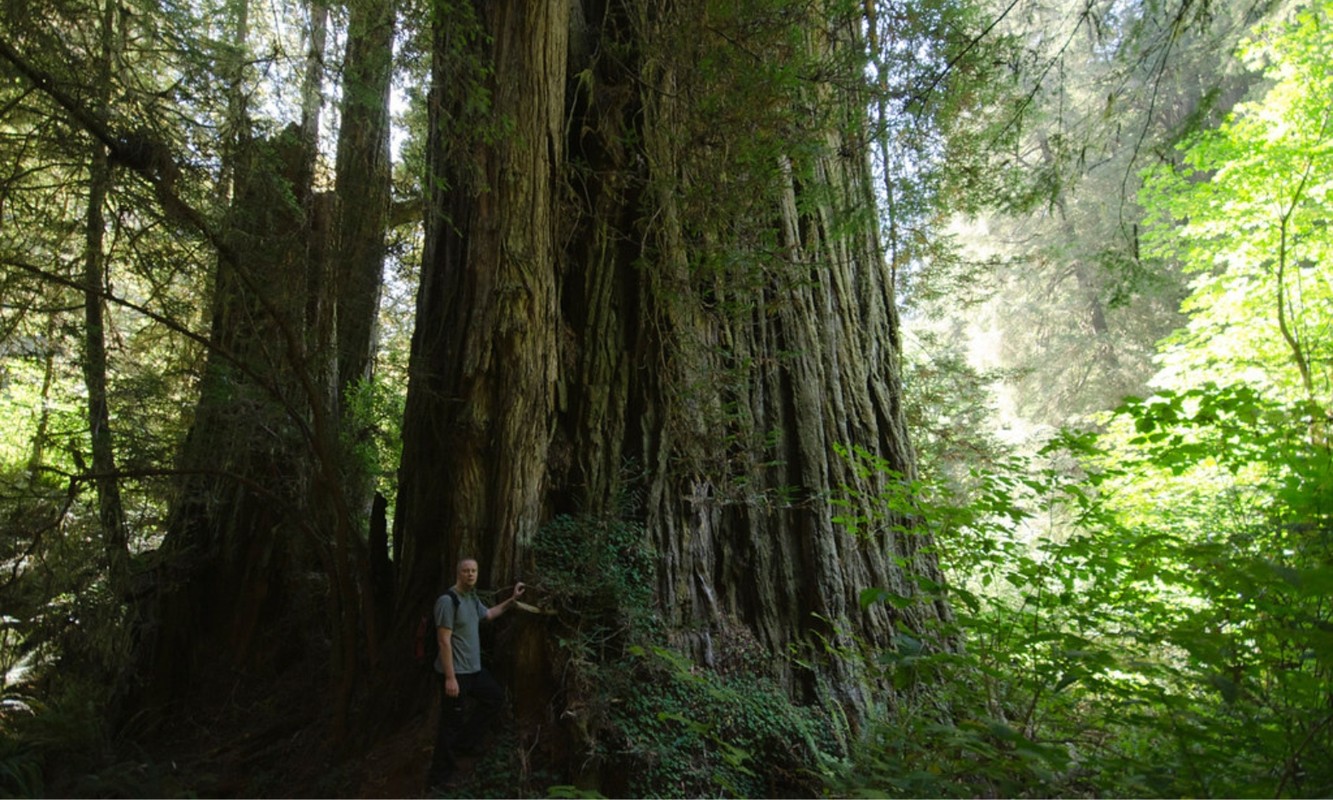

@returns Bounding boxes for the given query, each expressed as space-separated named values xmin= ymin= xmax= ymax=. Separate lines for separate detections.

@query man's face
xmin=456 ymin=559 xmax=479 ymax=591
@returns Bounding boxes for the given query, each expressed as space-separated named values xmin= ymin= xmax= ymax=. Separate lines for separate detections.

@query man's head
xmin=455 ymin=557 xmax=479 ymax=592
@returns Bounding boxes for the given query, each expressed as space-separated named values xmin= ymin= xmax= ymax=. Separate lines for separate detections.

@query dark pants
xmin=427 ymin=668 xmax=504 ymax=787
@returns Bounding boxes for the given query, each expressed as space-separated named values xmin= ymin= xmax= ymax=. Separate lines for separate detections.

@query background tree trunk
xmin=83 ymin=0 xmax=129 ymax=597
xmin=333 ymin=0 xmax=396 ymax=562
xmin=143 ymin=128 xmax=329 ymax=703
xmin=334 ymin=0 xmax=394 ymax=407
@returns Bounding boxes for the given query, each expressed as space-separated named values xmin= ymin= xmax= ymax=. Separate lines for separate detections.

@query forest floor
xmin=76 ymin=660 xmax=441 ymax=799
xmin=92 ymin=658 xmax=541 ymax=799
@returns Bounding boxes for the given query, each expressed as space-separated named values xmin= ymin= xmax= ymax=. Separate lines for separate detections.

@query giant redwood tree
xmin=390 ymin=0 xmax=949 ymax=746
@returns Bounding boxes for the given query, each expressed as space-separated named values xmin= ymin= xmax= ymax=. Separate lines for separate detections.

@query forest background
xmin=0 ymin=0 xmax=1330 ymax=797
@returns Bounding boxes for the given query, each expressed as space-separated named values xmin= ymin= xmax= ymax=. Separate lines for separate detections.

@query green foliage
xmin=0 ymin=461 xmax=131 ymax=680
xmin=843 ymin=379 xmax=1333 ymax=797
xmin=0 ymin=676 xmax=185 ymax=798
xmin=544 ymin=785 xmax=607 ymax=800
xmin=602 ymin=645 xmax=835 ymax=799
xmin=530 ymin=513 xmax=837 ymax=797
xmin=900 ymin=330 xmax=1018 ymax=486
xmin=532 ymin=512 xmax=656 ymax=649
xmin=0 ymin=458 xmax=150 ymax=796
xmin=1140 ymin=1 xmax=1333 ymax=409
xmin=898 ymin=0 xmax=1273 ymax=427
xmin=340 ymin=374 xmax=406 ymax=509
xmin=846 ymin=9 xmax=1333 ymax=795
xmin=868 ymin=0 xmax=1033 ymax=219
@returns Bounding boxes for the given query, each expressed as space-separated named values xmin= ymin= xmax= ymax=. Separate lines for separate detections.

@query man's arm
xmin=484 ymin=582 xmax=526 ymax=622
xmin=438 ymin=627 xmax=459 ymax=697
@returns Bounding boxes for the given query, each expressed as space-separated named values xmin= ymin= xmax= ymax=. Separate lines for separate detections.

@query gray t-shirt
xmin=434 ymin=589 xmax=488 ymax=675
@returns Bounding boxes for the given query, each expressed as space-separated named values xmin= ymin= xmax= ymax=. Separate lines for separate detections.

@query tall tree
xmin=146 ymin=124 xmax=326 ymax=696
xmin=88 ymin=0 xmax=378 ymax=735
xmin=81 ymin=0 xmax=130 ymax=596
xmin=389 ymin=0 xmax=947 ymax=741
xmin=5 ymin=0 xmax=949 ymax=780
xmin=332 ymin=0 xmax=396 ymax=551
xmin=334 ymin=0 xmax=395 ymax=408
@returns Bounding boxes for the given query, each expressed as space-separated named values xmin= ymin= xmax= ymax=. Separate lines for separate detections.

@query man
xmin=427 ymin=556 xmax=525 ymax=791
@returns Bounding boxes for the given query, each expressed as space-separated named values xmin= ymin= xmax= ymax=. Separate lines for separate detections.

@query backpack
xmin=414 ymin=589 xmax=459 ymax=670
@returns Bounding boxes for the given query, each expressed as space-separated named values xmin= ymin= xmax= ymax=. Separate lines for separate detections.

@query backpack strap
xmin=447 ymin=588 xmax=487 ymax=621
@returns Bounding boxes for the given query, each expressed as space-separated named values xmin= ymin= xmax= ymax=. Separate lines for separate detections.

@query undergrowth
xmin=837 ymin=387 xmax=1333 ymax=798
xmin=531 ymin=511 xmax=840 ymax=798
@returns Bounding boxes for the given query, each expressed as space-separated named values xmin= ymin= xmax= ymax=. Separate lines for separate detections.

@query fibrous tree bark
xmin=393 ymin=0 xmax=564 ymax=614
xmin=390 ymin=0 xmax=948 ymax=743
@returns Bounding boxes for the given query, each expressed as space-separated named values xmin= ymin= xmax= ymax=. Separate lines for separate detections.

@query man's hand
xmin=487 ymin=582 xmax=527 ymax=622
xmin=445 ymin=675 xmax=459 ymax=698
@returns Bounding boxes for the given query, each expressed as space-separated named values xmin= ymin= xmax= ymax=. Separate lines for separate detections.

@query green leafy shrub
xmin=602 ymin=645 xmax=835 ymax=798
xmin=531 ymin=512 xmax=657 ymax=653
xmin=530 ymin=513 xmax=838 ymax=798
xmin=0 ymin=718 xmax=44 ymax=798
xmin=340 ymin=374 xmax=406 ymax=508
xmin=0 ymin=676 xmax=181 ymax=798
xmin=841 ymin=383 xmax=1333 ymax=798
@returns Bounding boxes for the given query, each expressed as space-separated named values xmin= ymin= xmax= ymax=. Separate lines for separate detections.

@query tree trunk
xmin=219 ymin=0 xmax=250 ymax=206
xmin=388 ymin=0 xmax=947 ymax=755
xmin=26 ymin=315 xmax=59 ymax=473
xmin=113 ymin=0 xmax=386 ymax=737
xmin=332 ymin=0 xmax=395 ymax=547
xmin=334 ymin=0 xmax=394 ymax=404
xmin=299 ymin=0 xmax=328 ymax=167
xmin=83 ymin=0 xmax=129 ymax=597
xmin=143 ymin=128 xmax=328 ymax=703
xmin=393 ymin=0 xmax=565 ymax=607
xmin=624 ymin=4 xmax=948 ymax=713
